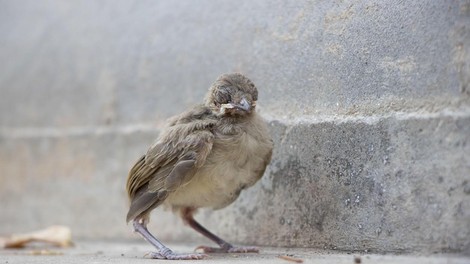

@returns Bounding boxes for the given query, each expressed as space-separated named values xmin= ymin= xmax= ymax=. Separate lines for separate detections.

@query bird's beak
xmin=234 ymin=97 xmax=251 ymax=112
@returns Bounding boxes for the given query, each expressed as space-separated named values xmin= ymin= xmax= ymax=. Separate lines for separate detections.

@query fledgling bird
xmin=126 ymin=73 xmax=273 ymax=260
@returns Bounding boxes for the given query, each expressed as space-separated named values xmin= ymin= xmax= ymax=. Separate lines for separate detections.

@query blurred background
xmin=0 ymin=0 xmax=469 ymax=255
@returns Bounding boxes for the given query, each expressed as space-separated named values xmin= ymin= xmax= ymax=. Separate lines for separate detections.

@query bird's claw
xmin=194 ymin=245 xmax=259 ymax=253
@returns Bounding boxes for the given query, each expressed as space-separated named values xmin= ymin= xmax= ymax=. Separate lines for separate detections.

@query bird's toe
xmin=146 ymin=251 xmax=207 ymax=260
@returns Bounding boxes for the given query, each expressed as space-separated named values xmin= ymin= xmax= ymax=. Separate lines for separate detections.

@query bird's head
xmin=205 ymin=73 xmax=258 ymax=118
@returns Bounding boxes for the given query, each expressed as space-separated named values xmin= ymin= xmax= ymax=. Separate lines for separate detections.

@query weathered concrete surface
xmin=1 ymin=113 xmax=468 ymax=254
xmin=204 ymin=113 xmax=470 ymax=254
xmin=2 ymin=240 xmax=469 ymax=264
xmin=0 ymin=0 xmax=469 ymax=256
xmin=1 ymin=0 xmax=469 ymax=126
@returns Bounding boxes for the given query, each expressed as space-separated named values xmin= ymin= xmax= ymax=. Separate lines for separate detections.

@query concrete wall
xmin=1 ymin=0 xmax=469 ymax=254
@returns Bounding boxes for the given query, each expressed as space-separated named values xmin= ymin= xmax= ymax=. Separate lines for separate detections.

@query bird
xmin=126 ymin=73 xmax=273 ymax=260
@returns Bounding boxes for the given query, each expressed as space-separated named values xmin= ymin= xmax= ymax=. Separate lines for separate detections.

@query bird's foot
xmin=146 ymin=251 xmax=207 ymax=260
xmin=194 ymin=245 xmax=259 ymax=254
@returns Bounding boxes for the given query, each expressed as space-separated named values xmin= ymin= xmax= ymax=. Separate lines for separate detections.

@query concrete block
xmin=1 ymin=1 xmax=469 ymax=127
xmin=0 ymin=130 xmax=155 ymax=238
xmin=2 ymin=112 xmax=468 ymax=254
xmin=192 ymin=113 xmax=470 ymax=254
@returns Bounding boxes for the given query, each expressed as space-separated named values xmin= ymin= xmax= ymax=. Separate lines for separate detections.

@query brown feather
xmin=125 ymin=106 xmax=216 ymax=222
xmin=125 ymin=73 xmax=273 ymax=225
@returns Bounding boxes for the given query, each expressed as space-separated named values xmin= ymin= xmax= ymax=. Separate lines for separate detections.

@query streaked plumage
xmin=126 ymin=73 xmax=273 ymax=260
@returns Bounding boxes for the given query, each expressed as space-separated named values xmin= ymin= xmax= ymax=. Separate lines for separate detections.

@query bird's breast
xmin=166 ymin=119 xmax=272 ymax=210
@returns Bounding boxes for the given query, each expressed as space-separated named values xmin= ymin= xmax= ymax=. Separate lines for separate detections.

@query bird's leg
xmin=132 ymin=219 xmax=206 ymax=260
xmin=181 ymin=208 xmax=259 ymax=254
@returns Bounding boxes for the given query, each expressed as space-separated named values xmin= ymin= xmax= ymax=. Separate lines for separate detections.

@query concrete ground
xmin=1 ymin=240 xmax=468 ymax=264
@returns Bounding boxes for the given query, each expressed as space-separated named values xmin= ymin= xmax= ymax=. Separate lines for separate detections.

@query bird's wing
xmin=126 ymin=114 xmax=215 ymax=222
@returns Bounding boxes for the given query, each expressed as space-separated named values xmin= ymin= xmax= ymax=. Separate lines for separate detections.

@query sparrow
xmin=126 ymin=73 xmax=273 ymax=260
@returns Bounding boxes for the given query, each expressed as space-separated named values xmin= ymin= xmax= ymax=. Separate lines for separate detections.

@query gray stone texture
xmin=0 ymin=0 xmax=469 ymax=255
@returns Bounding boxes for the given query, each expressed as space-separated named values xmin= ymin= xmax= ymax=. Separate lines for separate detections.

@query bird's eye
xmin=216 ymin=89 xmax=231 ymax=104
